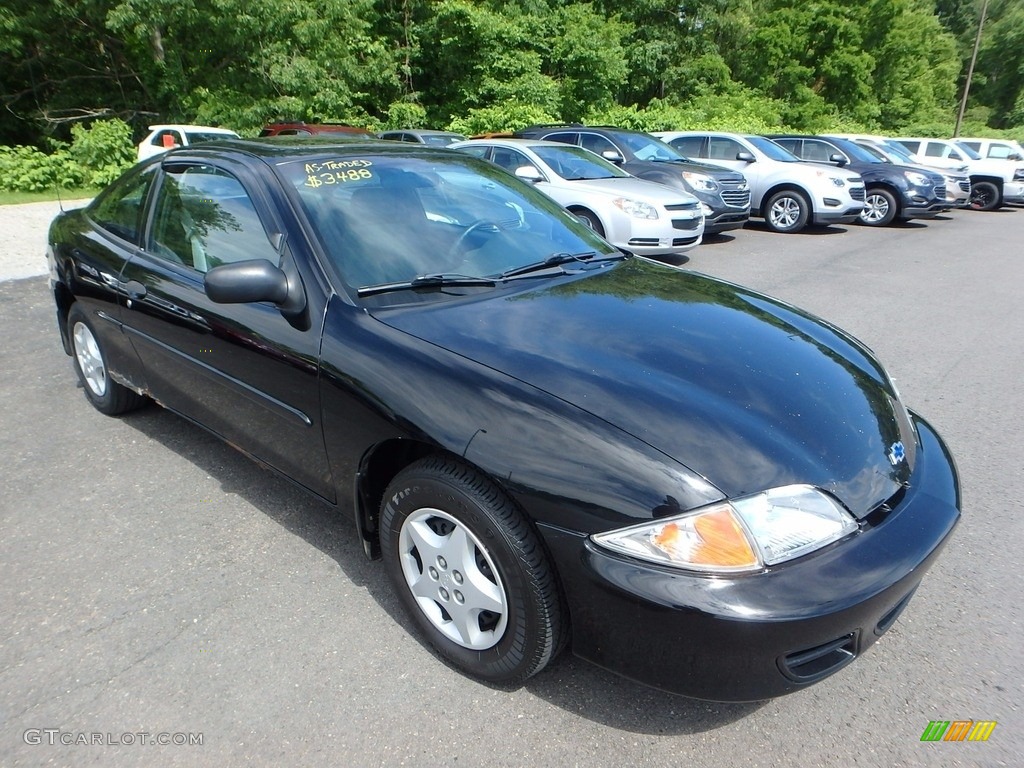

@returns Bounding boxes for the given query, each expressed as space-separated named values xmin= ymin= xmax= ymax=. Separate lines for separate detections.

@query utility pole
xmin=954 ymin=0 xmax=990 ymax=137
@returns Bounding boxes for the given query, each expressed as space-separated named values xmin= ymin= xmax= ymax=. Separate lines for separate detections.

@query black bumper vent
xmin=779 ymin=633 xmax=856 ymax=683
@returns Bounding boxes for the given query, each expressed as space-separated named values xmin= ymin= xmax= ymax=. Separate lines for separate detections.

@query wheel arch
xmin=969 ymin=174 xmax=1003 ymax=190
xmin=53 ymin=279 xmax=76 ymax=356
xmin=565 ymin=205 xmax=605 ymax=232
xmin=354 ymin=437 xmax=439 ymax=559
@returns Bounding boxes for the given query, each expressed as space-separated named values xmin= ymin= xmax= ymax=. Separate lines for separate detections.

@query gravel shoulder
xmin=0 ymin=199 xmax=90 ymax=281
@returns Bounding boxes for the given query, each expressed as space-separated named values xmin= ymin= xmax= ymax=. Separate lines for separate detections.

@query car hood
xmin=626 ymin=158 xmax=747 ymax=184
xmin=553 ymin=176 xmax=699 ymax=205
xmin=373 ymin=259 xmax=916 ymax=517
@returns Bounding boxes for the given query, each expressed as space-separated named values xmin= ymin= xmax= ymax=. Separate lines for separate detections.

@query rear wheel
xmin=764 ymin=190 xmax=810 ymax=233
xmin=380 ymin=455 xmax=565 ymax=684
xmin=969 ymin=181 xmax=1001 ymax=211
xmin=859 ymin=188 xmax=898 ymax=226
xmin=67 ymin=304 xmax=146 ymax=415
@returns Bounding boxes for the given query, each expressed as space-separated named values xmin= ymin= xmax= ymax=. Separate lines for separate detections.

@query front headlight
xmin=681 ymin=172 xmax=719 ymax=192
xmin=904 ymin=171 xmax=931 ymax=187
xmin=592 ymin=485 xmax=857 ymax=574
xmin=829 ymin=176 xmax=847 ymax=187
xmin=613 ymin=198 xmax=659 ymax=219
xmin=1013 ymin=168 xmax=1024 ymax=182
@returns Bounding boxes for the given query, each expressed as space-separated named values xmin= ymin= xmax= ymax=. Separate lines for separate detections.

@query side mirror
xmin=602 ymin=150 xmax=625 ymax=165
xmin=736 ymin=151 xmax=755 ymax=162
xmin=205 ymin=259 xmax=289 ymax=305
xmin=1009 ymin=153 xmax=1022 ymax=161
xmin=829 ymin=153 xmax=848 ymax=166
xmin=514 ymin=165 xmax=544 ymax=183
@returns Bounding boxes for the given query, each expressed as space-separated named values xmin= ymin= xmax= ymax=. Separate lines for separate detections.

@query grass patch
xmin=0 ymin=188 xmax=100 ymax=206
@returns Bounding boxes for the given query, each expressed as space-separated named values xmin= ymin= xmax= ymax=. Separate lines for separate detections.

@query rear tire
xmin=969 ymin=180 xmax=1001 ymax=211
xmin=67 ymin=304 xmax=146 ymax=415
xmin=764 ymin=190 xmax=810 ymax=233
xmin=380 ymin=455 xmax=565 ymax=684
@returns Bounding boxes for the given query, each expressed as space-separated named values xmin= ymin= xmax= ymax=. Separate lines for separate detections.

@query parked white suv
xmin=893 ymin=137 xmax=1024 ymax=211
xmin=655 ymin=131 xmax=864 ymax=233
xmin=137 ymin=124 xmax=239 ymax=161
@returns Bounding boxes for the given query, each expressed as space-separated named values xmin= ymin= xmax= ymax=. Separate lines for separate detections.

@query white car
xmin=892 ymin=137 xmax=1024 ymax=211
xmin=451 ymin=138 xmax=705 ymax=255
xmin=654 ymin=131 xmax=864 ymax=233
xmin=832 ymin=134 xmax=971 ymax=209
xmin=137 ymin=124 xmax=239 ymax=161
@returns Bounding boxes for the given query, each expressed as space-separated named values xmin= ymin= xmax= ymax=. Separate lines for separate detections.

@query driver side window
xmin=150 ymin=166 xmax=278 ymax=273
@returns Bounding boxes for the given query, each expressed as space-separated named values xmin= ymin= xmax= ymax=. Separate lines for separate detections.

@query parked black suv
xmin=514 ymin=124 xmax=751 ymax=234
xmin=766 ymin=135 xmax=947 ymax=226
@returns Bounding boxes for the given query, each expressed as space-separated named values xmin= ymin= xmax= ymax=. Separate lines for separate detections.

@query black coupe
xmin=46 ymin=139 xmax=960 ymax=701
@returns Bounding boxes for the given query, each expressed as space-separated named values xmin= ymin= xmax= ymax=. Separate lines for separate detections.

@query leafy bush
xmin=447 ymin=102 xmax=558 ymax=136
xmin=69 ymin=119 xmax=135 ymax=186
xmin=0 ymin=144 xmax=85 ymax=192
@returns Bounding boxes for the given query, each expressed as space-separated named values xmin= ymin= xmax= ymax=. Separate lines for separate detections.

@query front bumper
xmin=537 ymin=414 xmax=960 ymax=701
xmin=813 ymin=207 xmax=863 ymax=226
xmin=1003 ymin=181 xmax=1024 ymax=204
xmin=620 ymin=212 xmax=705 ymax=255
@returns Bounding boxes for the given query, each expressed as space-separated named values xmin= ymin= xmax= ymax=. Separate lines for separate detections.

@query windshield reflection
xmin=277 ymin=153 xmax=615 ymax=296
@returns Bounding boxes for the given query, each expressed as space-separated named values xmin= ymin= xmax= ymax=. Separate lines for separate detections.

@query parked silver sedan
xmin=451 ymin=138 xmax=704 ymax=256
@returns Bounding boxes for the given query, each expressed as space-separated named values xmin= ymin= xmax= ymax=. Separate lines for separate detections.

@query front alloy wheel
xmin=859 ymin=188 xmax=897 ymax=226
xmin=380 ymin=455 xmax=565 ymax=684
xmin=764 ymin=190 xmax=810 ymax=233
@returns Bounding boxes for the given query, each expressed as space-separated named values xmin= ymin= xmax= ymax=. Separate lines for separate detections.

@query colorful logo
xmin=920 ymin=720 xmax=997 ymax=742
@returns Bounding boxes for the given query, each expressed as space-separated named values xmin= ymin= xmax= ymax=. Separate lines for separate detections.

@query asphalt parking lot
xmin=1 ymin=203 xmax=1021 ymax=767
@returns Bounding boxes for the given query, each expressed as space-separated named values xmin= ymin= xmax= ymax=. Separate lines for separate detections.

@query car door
xmin=120 ymin=158 xmax=335 ymax=501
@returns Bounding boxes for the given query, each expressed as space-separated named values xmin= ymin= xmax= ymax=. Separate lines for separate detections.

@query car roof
xmin=147 ymin=124 xmax=237 ymax=133
xmin=454 ymin=138 xmax=586 ymax=150
xmin=152 ymin=137 xmax=461 ymax=162
xmin=383 ymin=129 xmax=463 ymax=136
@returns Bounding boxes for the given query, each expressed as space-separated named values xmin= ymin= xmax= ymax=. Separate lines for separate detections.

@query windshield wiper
xmin=357 ymin=273 xmax=497 ymax=298
xmin=498 ymin=251 xmax=626 ymax=279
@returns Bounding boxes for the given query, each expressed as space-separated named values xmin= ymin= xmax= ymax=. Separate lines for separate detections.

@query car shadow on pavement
xmin=119 ymin=405 xmax=767 ymax=734
xmin=742 ymin=221 xmax=849 ymax=235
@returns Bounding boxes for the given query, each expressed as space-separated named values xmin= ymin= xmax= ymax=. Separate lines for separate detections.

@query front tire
xmin=571 ymin=208 xmax=605 ymax=236
xmin=859 ymin=188 xmax=898 ymax=226
xmin=970 ymin=180 xmax=1001 ymax=211
xmin=67 ymin=304 xmax=146 ymax=415
xmin=380 ymin=455 xmax=565 ymax=684
xmin=764 ymin=190 xmax=810 ymax=233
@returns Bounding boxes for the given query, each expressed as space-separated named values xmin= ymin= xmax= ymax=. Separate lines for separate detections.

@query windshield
xmin=830 ymin=138 xmax=885 ymax=164
xmin=878 ymin=140 xmax=917 ymax=164
xmin=613 ymin=131 xmax=686 ymax=162
xmin=422 ymin=133 xmax=465 ymax=147
xmin=953 ymin=141 xmax=983 ymax=160
xmin=853 ymin=142 xmax=891 ymax=163
xmin=277 ymin=153 xmax=615 ymax=296
xmin=184 ymin=131 xmax=238 ymax=144
xmin=532 ymin=144 xmax=629 ymax=180
xmin=747 ymin=136 xmax=800 ymax=162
